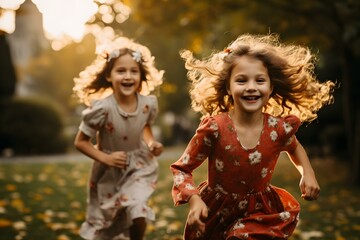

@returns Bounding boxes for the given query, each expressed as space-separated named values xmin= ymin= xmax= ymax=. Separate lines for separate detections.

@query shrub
xmin=0 ymin=97 xmax=67 ymax=156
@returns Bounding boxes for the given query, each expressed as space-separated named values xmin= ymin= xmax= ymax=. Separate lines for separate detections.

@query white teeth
xmin=243 ymin=96 xmax=259 ymax=100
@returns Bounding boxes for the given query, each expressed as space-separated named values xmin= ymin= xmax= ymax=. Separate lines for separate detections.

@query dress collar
xmin=111 ymin=93 xmax=140 ymax=118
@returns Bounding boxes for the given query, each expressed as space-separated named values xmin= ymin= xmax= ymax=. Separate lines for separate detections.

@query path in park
xmin=0 ymin=145 xmax=184 ymax=164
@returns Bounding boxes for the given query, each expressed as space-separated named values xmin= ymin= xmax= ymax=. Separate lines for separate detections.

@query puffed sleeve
xmin=279 ymin=115 xmax=301 ymax=153
xmin=170 ymin=116 xmax=219 ymax=206
xmin=145 ymin=95 xmax=158 ymax=125
xmin=79 ymin=99 xmax=107 ymax=139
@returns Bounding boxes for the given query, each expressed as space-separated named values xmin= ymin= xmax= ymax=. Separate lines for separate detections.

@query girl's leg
xmin=129 ymin=217 xmax=147 ymax=240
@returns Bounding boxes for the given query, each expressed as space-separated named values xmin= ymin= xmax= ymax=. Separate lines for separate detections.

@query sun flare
xmin=1 ymin=0 xmax=131 ymax=50
xmin=32 ymin=0 xmax=98 ymax=41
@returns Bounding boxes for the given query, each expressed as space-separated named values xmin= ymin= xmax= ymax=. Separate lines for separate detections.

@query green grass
xmin=0 ymin=150 xmax=359 ymax=240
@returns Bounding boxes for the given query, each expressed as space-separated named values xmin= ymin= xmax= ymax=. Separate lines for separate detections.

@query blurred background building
xmin=7 ymin=0 xmax=49 ymax=96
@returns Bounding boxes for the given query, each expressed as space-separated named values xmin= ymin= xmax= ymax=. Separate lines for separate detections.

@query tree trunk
xmin=354 ymin=106 xmax=360 ymax=185
xmin=0 ymin=33 xmax=17 ymax=99
xmin=343 ymin=43 xmax=360 ymax=186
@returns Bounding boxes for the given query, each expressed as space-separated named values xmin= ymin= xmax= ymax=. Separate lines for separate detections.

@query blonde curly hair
xmin=181 ymin=33 xmax=335 ymax=122
xmin=73 ymin=37 xmax=164 ymax=106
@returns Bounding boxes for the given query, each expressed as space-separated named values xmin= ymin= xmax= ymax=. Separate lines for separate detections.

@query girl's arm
xmin=170 ymin=117 xmax=217 ymax=233
xmin=74 ymin=131 xmax=128 ymax=168
xmin=287 ymin=143 xmax=320 ymax=200
xmin=143 ymin=124 xmax=163 ymax=156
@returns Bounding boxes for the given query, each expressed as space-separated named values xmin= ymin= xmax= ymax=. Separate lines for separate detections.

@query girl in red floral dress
xmin=170 ymin=34 xmax=335 ymax=239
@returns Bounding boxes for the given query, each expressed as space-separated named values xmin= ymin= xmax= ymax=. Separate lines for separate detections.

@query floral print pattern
xmin=171 ymin=113 xmax=301 ymax=239
xmin=78 ymin=94 xmax=159 ymax=239
xmin=248 ymin=150 xmax=262 ymax=165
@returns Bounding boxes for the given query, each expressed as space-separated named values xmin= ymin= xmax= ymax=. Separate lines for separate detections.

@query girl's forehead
xmin=232 ymin=55 xmax=267 ymax=69
xmin=228 ymin=55 xmax=269 ymax=80
xmin=114 ymin=53 xmax=139 ymax=66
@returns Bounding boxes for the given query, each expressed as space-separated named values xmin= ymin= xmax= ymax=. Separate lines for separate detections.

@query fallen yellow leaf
xmin=74 ymin=212 xmax=85 ymax=221
xmin=155 ymin=219 xmax=168 ymax=228
xmin=57 ymin=234 xmax=70 ymax=240
xmin=167 ymin=221 xmax=183 ymax=232
xmin=0 ymin=218 xmax=12 ymax=227
xmin=306 ymin=203 xmax=320 ymax=212
xmin=70 ymin=201 xmax=81 ymax=209
xmin=43 ymin=187 xmax=54 ymax=194
xmin=10 ymin=198 xmax=25 ymax=211
xmin=0 ymin=207 xmax=5 ymax=214
xmin=335 ymin=231 xmax=346 ymax=240
xmin=12 ymin=221 xmax=26 ymax=230
xmin=32 ymin=193 xmax=43 ymax=201
xmin=352 ymin=224 xmax=360 ymax=231
xmin=0 ymin=200 xmax=8 ymax=207
xmin=48 ymin=222 xmax=64 ymax=231
xmin=5 ymin=184 xmax=17 ymax=191
xmin=64 ymin=222 xmax=77 ymax=230
xmin=146 ymin=223 xmax=156 ymax=233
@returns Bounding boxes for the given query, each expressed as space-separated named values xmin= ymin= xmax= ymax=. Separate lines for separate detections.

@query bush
xmin=0 ymin=97 xmax=67 ymax=156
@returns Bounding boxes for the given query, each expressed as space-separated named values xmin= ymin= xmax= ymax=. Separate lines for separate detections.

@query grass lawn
xmin=0 ymin=148 xmax=359 ymax=240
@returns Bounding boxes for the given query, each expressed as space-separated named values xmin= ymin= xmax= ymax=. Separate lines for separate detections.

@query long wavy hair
xmin=73 ymin=37 xmax=164 ymax=106
xmin=181 ymin=34 xmax=335 ymax=122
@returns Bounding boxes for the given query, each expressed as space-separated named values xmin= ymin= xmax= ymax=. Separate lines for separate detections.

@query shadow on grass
xmin=0 ymin=148 xmax=359 ymax=240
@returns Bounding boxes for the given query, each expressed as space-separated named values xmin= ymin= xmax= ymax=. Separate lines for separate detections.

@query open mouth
xmin=242 ymin=96 xmax=261 ymax=101
xmin=121 ymin=82 xmax=134 ymax=87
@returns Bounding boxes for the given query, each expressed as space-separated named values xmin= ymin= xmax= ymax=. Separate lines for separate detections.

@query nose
xmin=124 ymin=71 xmax=131 ymax=79
xmin=245 ymin=80 xmax=256 ymax=91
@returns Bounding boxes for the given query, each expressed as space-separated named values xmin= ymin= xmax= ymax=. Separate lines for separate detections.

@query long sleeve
xmin=170 ymin=116 xmax=219 ymax=206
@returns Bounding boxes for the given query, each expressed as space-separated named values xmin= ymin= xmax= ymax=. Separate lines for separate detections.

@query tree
xmin=25 ymin=34 xmax=96 ymax=115
xmin=0 ymin=32 xmax=17 ymax=99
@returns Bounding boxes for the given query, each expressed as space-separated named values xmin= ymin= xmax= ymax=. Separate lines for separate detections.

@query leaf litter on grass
xmin=0 ymin=161 xmax=88 ymax=239
xmin=0 ymin=151 xmax=359 ymax=240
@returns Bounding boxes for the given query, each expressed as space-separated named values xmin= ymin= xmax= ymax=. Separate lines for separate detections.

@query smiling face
xmin=106 ymin=53 xmax=141 ymax=100
xmin=228 ymin=55 xmax=272 ymax=114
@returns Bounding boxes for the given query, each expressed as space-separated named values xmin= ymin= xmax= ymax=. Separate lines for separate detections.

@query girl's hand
xmin=187 ymin=195 xmax=208 ymax=234
xmin=148 ymin=141 xmax=164 ymax=156
xmin=103 ymin=151 xmax=128 ymax=169
xmin=299 ymin=173 xmax=320 ymax=201
xmin=288 ymin=143 xmax=320 ymax=201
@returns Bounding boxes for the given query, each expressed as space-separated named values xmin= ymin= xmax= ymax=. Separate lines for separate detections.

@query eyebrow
xmin=232 ymin=73 xmax=268 ymax=78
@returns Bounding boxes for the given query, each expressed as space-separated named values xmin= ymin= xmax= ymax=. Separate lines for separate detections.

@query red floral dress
xmin=171 ymin=113 xmax=301 ymax=240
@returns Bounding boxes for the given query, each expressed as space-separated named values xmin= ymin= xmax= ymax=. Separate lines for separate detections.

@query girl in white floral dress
xmin=171 ymin=34 xmax=335 ymax=239
xmin=73 ymin=37 xmax=164 ymax=240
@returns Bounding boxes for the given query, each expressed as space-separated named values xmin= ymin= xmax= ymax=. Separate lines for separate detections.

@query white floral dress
xmin=171 ymin=113 xmax=301 ymax=239
xmin=78 ymin=93 xmax=159 ymax=240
